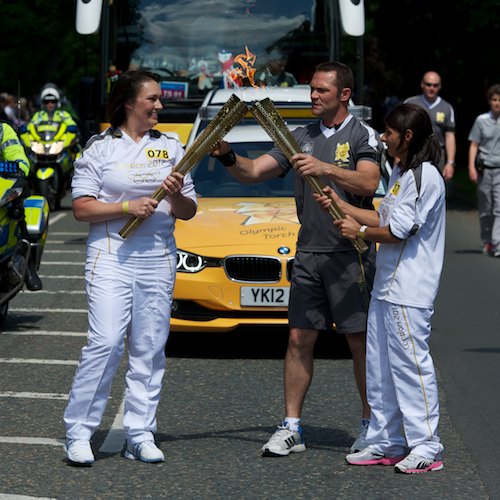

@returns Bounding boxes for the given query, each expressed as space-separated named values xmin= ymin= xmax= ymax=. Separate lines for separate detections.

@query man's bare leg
xmin=346 ymin=330 xmax=371 ymax=453
xmin=260 ymin=327 xmax=316 ymax=456
xmin=284 ymin=327 xmax=318 ymax=417
xmin=345 ymin=330 xmax=370 ymax=418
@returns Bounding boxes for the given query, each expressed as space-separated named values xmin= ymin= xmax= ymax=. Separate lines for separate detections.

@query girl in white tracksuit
xmin=315 ymin=103 xmax=446 ymax=474
xmin=63 ymin=71 xmax=197 ymax=465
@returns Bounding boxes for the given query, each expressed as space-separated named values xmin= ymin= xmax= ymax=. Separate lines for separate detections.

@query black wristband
xmin=216 ymin=149 xmax=237 ymax=167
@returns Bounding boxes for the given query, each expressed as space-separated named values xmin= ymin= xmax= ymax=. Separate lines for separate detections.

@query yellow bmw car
xmin=172 ymin=124 xmax=298 ymax=332
xmin=171 ymin=88 xmax=388 ymax=332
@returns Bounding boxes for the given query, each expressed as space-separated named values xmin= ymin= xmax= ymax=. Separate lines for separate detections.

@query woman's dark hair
xmin=384 ymin=103 xmax=442 ymax=173
xmin=107 ymin=70 xmax=161 ymax=128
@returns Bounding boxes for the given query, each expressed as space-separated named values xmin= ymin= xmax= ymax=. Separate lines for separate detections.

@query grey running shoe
xmin=64 ymin=439 xmax=95 ymax=466
xmin=350 ymin=418 xmax=370 ymax=453
xmin=346 ymin=445 xmax=405 ymax=466
xmin=123 ymin=440 xmax=165 ymax=463
xmin=261 ymin=422 xmax=306 ymax=457
xmin=394 ymin=453 xmax=444 ymax=474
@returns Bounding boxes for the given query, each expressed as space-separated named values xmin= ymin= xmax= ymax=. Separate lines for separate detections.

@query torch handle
xmin=304 ymin=176 xmax=368 ymax=254
xmin=118 ymin=187 xmax=166 ymax=239
xmin=251 ymin=98 xmax=367 ymax=254
xmin=118 ymin=94 xmax=248 ymax=239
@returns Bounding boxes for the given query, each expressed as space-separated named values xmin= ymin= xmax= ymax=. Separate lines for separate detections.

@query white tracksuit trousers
xmin=64 ymin=247 xmax=175 ymax=445
xmin=365 ymin=298 xmax=444 ymax=459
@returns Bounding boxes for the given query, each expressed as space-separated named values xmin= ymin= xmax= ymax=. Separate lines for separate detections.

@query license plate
xmin=240 ymin=287 xmax=290 ymax=307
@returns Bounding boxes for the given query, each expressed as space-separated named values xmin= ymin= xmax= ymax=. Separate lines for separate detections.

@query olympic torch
xmin=119 ymin=94 xmax=249 ymax=239
xmin=251 ymin=98 xmax=368 ymax=254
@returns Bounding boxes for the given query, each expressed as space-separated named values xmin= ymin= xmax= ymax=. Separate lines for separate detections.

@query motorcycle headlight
xmin=31 ymin=142 xmax=45 ymax=155
xmin=0 ymin=186 xmax=23 ymax=207
xmin=49 ymin=141 xmax=65 ymax=155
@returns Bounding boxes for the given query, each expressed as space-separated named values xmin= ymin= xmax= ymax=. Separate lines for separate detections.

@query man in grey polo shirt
xmin=468 ymin=83 xmax=500 ymax=257
xmin=212 ymin=61 xmax=381 ymax=457
xmin=405 ymin=71 xmax=456 ymax=181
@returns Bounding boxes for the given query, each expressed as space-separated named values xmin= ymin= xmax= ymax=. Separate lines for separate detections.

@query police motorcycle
xmin=20 ymin=88 xmax=80 ymax=211
xmin=0 ymin=160 xmax=49 ymax=325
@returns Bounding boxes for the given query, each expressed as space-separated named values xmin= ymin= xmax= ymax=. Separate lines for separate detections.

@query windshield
xmin=192 ymin=141 xmax=295 ymax=197
xmin=191 ymin=141 xmax=389 ymax=199
xmin=128 ymin=0 xmax=326 ymax=100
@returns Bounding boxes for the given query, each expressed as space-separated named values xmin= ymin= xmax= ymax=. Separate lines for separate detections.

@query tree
xmin=0 ymin=0 xmax=98 ymax=112
xmin=364 ymin=0 xmax=500 ymax=166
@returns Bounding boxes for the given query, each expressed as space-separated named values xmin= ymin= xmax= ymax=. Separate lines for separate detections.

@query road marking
xmin=0 ymin=436 xmax=64 ymax=446
xmin=44 ymin=249 xmax=85 ymax=254
xmin=44 ymin=240 xmax=83 ymax=244
xmin=0 ymin=494 xmax=58 ymax=499
xmin=38 ymin=275 xmax=83 ymax=279
xmin=99 ymin=396 xmax=125 ymax=453
xmin=48 ymin=231 xmax=87 ymax=236
xmin=0 ymin=391 xmax=69 ymax=400
xmin=2 ymin=331 xmax=86 ymax=337
xmin=48 ymin=213 xmax=66 ymax=225
xmin=38 ymin=262 xmax=84 ymax=265
xmin=10 ymin=308 xmax=87 ymax=313
xmin=18 ymin=290 xmax=86 ymax=295
xmin=0 ymin=358 xmax=78 ymax=365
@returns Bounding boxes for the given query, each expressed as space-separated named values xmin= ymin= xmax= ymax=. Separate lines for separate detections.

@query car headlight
xmin=176 ymin=250 xmax=222 ymax=273
xmin=177 ymin=250 xmax=205 ymax=272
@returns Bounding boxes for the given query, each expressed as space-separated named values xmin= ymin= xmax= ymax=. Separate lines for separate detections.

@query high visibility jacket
xmin=26 ymin=109 xmax=78 ymax=149
xmin=0 ymin=121 xmax=30 ymax=176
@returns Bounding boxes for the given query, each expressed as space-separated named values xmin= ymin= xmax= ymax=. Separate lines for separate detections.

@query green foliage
xmin=0 ymin=0 xmax=99 ymax=105
xmin=1 ymin=0 xmax=498 ymax=171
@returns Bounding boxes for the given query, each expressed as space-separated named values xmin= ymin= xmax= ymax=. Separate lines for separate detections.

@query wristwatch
xmin=358 ymin=225 xmax=368 ymax=239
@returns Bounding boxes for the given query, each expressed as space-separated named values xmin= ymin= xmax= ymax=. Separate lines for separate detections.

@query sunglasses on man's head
xmin=43 ymin=99 xmax=57 ymax=103
xmin=423 ymin=82 xmax=440 ymax=88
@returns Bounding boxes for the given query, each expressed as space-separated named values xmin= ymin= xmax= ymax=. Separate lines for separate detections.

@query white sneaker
xmin=346 ymin=445 xmax=405 ymax=466
xmin=261 ymin=421 xmax=306 ymax=457
xmin=64 ymin=439 xmax=95 ymax=465
xmin=123 ymin=440 xmax=165 ymax=463
xmin=350 ymin=418 xmax=370 ymax=453
xmin=394 ymin=453 xmax=444 ymax=474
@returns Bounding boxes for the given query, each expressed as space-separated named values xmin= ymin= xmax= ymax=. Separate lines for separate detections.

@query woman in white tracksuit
xmin=315 ymin=103 xmax=446 ymax=474
xmin=63 ymin=70 xmax=197 ymax=465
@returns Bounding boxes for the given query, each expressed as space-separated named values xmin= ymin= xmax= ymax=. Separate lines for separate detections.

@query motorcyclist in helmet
xmin=0 ymin=120 xmax=43 ymax=291
xmin=26 ymin=86 xmax=79 ymax=149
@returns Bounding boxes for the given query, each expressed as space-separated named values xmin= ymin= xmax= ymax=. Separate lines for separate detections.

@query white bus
xmin=76 ymin=0 xmax=365 ymax=143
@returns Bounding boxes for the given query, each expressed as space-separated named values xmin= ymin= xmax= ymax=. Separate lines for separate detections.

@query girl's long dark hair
xmin=107 ymin=70 xmax=160 ymax=128
xmin=384 ymin=103 xmax=442 ymax=173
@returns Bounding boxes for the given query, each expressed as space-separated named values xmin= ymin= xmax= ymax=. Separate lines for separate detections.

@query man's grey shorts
xmin=288 ymin=248 xmax=376 ymax=334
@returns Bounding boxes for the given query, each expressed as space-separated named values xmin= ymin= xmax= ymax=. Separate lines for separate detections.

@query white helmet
xmin=41 ymin=87 xmax=60 ymax=102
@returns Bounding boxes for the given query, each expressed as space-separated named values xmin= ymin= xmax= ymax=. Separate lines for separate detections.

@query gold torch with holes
xmin=251 ymin=97 xmax=368 ymax=254
xmin=119 ymin=94 xmax=249 ymax=239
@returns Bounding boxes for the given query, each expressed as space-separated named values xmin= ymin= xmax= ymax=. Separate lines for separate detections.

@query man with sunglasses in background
xmin=404 ymin=71 xmax=456 ymax=181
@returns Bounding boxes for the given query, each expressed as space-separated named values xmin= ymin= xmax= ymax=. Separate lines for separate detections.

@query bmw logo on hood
xmin=278 ymin=246 xmax=291 ymax=255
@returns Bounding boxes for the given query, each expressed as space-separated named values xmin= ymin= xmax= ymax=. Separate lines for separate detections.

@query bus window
xmin=76 ymin=0 xmax=365 ymax=142
xmin=127 ymin=0 xmax=326 ymax=97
